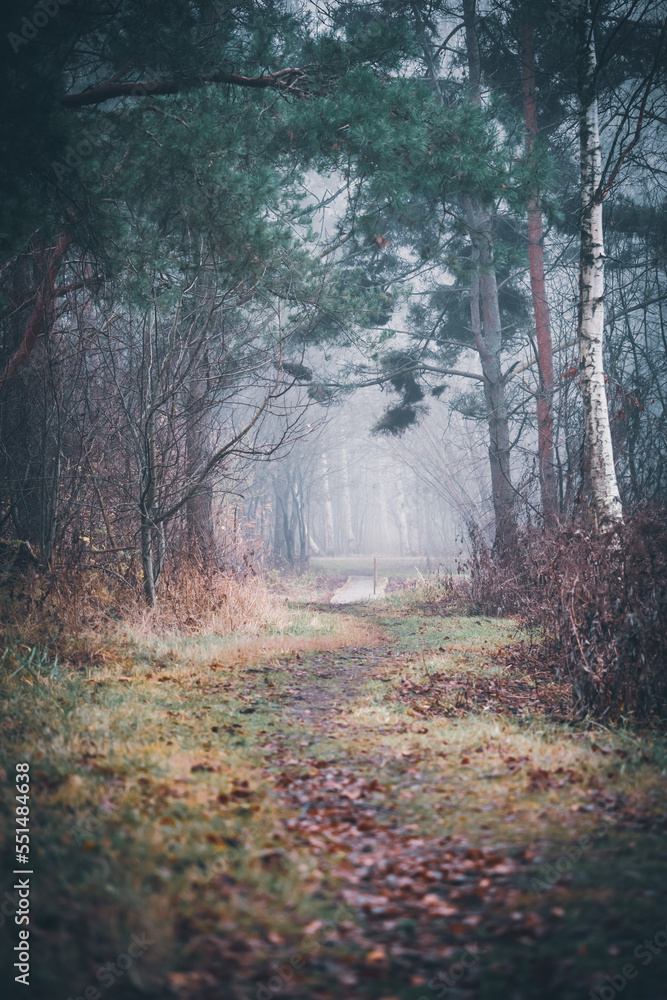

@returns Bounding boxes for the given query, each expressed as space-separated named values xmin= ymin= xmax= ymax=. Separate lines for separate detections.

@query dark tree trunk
xmin=463 ymin=0 xmax=516 ymax=551
xmin=0 ymin=233 xmax=72 ymax=391
xmin=185 ymin=375 xmax=214 ymax=562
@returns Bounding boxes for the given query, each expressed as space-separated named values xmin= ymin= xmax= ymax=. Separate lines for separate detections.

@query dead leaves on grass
xmin=394 ymin=646 xmax=570 ymax=720
xmin=272 ymin=752 xmax=529 ymax=934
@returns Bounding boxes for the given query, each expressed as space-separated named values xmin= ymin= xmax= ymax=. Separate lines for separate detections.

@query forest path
xmin=5 ymin=584 xmax=666 ymax=1000
xmin=330 ymin=575 xmax=387 ymax=603
xmin=236 ymin=596 xmax=667 ymax=1000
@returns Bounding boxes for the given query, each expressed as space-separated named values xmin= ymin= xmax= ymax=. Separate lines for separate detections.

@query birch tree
xmin=575 ymin=1 xmax=623 ymax=527
xmin=572 ymin=0 xmax=666 ymax=527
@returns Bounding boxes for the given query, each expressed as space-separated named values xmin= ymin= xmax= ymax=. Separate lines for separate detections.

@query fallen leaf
xmin=365 ymin=946 xmax=388 ymax=964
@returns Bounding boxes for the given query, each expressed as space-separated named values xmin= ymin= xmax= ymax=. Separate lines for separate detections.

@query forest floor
xmin=1 ymin=569 xmax=667 ymax=1000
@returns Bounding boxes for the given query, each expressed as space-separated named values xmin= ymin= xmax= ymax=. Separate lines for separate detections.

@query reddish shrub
xmin=466 ymin=511 xmax=667 ymax=721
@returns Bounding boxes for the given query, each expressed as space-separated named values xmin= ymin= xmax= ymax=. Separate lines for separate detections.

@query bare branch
xmin=60 ymin=68 xmax=308 ymax=109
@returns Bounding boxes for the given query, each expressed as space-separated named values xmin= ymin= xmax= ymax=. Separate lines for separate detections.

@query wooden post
xmin=373 ymin=557 xmax=377 ymax=595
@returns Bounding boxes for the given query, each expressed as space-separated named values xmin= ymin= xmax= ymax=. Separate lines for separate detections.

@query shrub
xmin=0 ymin=556 xmax=287 ymax=660
xmin=466 ymin=511 xmax=667 ymax=721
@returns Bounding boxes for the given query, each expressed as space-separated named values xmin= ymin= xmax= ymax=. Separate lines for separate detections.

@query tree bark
xmin=340 ymin=442 xmax=355 ymax=554
xmin=292 ymin=476 xmax=308 ymax=567
xmin=0 ymin=232 xmax=72 ymax=391
xmin=462 ymin=0 xmax=516 ymax=550
xmin=575 ymin=5 xmax=623 ymax=528
xmin=395 ymin=470 xmax=411 ymax=556
xmin=467 ymin=227 xmax=516 ymax=548
xmin=60 ymin=68 xmax=306 ymax=109
xmin=272 ymin=481 xmax=284 ymax=562
xmin=185 ymin=376 xmax=214 ymax=562
xmin=377 ymin=471 xmax=391 ymax=554
xmin=321 ymin=451 xmax=335 ymax=555
xmin=140 ymin=515 xmax=156 ymax=606
xmin=276 ymin=485 xmax=296 ymax=566
xmin=140 ymin=407 xmax=159 ymax=605
xmin=521 ymin=22 xmax=558 ymax=523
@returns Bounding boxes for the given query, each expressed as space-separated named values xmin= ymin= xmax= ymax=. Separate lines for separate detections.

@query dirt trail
xmin=239 ymin=600 xmax=667 ymax=1000
xmin=248 ymin=629 xmax=537 ymax=998
xmin=283 ymin=645 xmax=380 ymax=720
xmin=330 ymin=577 xmax=387 ymax=603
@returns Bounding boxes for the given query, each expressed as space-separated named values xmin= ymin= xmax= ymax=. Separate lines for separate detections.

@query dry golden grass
xmin=0 ymin=561 xmax=346 ymax=660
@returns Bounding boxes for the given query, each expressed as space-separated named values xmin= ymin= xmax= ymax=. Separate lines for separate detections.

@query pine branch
xmin=60 ymin=68 xmax=308 ymax=109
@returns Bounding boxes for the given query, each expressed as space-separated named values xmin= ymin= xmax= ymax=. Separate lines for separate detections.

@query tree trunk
xmin=186 ymin=481 xmax=214 ymax=561
xmin=292 ymin=478 xmax=308 ymax=567
xmin=417 ymin=0 xmax=515 ymax=549
xmin=141 ymin=512 xmax=157 ymax=606
xmin=414 ymin=471 xmax=425 ymax=555
xmin=521 ymin=22 xmax=558 ymax=523
xmin=395 ymin=470 xmax=411 ymax=556
xmin=340 ymin=442 xmax=355 ymax=553
xmin=321 ymin=451 xmax=335 ymax=555
xmin=468 ymin=236 xmax=516 ymax=549
xmin=0 ymin=232 xmax=72 ymax=391
xmin=140 ymin=411 xmax=159 ymax=605
xmin=462 ymin=0 xmax=516 ymax=550
xmin=576 ymin=5 xmax=623 ymax=527
xmin=276 ymin=486 xmax=296 ymax=565
xmin=185 ymin=375 xmax=214 ymax=562
xmin=377 ymin=471 xmax=391 ymax=554
xmin=272 ymin=480 xmax=283 ymax=561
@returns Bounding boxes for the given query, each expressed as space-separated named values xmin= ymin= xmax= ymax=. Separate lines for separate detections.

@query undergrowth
xmin=466 ymin=510 xmax=667 ymax=722
xmin=0 ymin=561 xmax=296 ymax=664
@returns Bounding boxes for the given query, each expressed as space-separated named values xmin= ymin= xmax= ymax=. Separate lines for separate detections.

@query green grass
xmin=0 ymin=607 xmax=371 ymax=999
xmin=371 ymin=607 xmax=522 ymax=655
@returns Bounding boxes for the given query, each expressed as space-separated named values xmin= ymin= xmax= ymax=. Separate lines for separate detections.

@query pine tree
xmin=311 ymin=0 xmax=533 ymax=548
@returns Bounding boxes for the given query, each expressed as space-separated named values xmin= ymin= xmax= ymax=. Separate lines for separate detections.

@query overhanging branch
xmin=60 ymin=68 xmax=307 ymax=109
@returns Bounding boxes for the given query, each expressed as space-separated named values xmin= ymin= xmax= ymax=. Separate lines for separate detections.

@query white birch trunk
xmin=577 ymin=6 xmax=623 ymax=528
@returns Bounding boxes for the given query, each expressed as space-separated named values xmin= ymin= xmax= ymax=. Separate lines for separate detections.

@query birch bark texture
xmin=575 ymin=3 xmax=623 ymax=527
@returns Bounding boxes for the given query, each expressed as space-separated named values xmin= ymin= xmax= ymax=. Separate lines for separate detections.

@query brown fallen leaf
xmin=167 ymin=971 xmax=218 ymax=994
xmin=527 ymin=767 xmax=552 ymax=791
